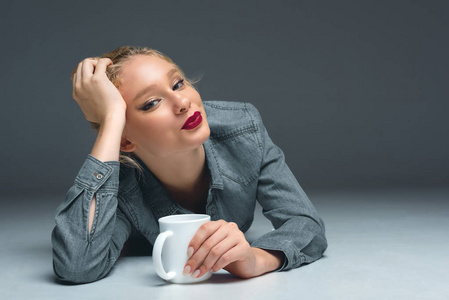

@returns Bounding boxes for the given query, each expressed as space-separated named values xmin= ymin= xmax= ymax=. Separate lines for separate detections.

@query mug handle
xmin=152 ymin=231 xmax=176 ymax=280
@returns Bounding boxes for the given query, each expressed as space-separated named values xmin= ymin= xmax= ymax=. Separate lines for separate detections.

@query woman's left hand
xmin=183 ymin=220 xmax=283 ymax=279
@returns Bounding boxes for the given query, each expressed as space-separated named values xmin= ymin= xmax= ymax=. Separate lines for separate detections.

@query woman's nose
xmin=174 ymin=96 xmax=191 ymax=114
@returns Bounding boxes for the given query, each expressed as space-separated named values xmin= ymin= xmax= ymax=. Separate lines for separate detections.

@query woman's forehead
xmin=118 ymin=55 xmax=178 ymax=101
xmin=122 ymin=55 xmax=173 ymax=78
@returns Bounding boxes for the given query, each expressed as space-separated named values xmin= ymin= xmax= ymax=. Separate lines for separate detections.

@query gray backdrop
xmin=1 ymin=0 xmax=448 ymax=196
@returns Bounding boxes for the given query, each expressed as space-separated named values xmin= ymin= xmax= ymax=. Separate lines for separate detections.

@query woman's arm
xmin=249 ymin=103 xmax=328 ymax=271
xmin=51 ymin=58 xmax=130 ymax=283
xmin=72 ymin=57 xmax=126 ymax=233
xmin=88 ymin=113 xmax=126 ymax=233
xmin=51 ymin=156 xmax=132 ymax=283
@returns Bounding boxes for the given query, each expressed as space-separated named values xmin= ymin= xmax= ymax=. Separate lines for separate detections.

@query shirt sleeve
xmin=247 ymin=104 xmax=328 ymax=271
xmin=51 ymin=154 xmax=132 ymax=283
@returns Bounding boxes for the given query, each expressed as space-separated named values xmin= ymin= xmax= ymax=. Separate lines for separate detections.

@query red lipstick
xmin=181 ymin=111 xmax=202 ymax=130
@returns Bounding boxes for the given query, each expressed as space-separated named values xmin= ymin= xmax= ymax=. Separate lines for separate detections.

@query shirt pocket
xmin=212 ymin=129 xmax=262 ymax=186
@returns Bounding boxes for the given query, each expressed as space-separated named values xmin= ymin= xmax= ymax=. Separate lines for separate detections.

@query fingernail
xmin=183 ymin=265 xmax=191 ymax=276
xmin=191 ymin=269 xmax=200 ymax=279
xmin=187 ymin=247 xmax=194 ymax=258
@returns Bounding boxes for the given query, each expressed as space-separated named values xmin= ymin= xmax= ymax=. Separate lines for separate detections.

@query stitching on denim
xmin=118 ymin=193 xmax=140 ymax=231
xmin=83 ymin=190 xmax=93 ymax=242
xmin=221 ymin=172 xmax=257 ymax=186
xmin=75 ymin=166 xmax=114 ymax=191
xmin=206 ymin=140 xmax=224 ymax=188
xmin=118 ymin=180 xmax=140 ymax=198
xmin=251 ymin=239 xmax=290 ymax=254
xmin=249 ymin=108 xmax=266 ymax=173
xmin=209 ymin=125 xmax=257 ymax=141
xmin=75 ymin=155 xmax=119 ymax=191
xmin=241 ymin=102 xmax=264 ymax=151
xmin=205 ymin=101 xmax=259 ymax=141
xmin=75 ymin=178 xmax=118 ymax=192
xmin=88 ymin=193 xmax=100 ymax=243
xmin=204 ymin=102 xmax=246 ymax=111
xmin=212 ymin=104 xmax=261 ymax=185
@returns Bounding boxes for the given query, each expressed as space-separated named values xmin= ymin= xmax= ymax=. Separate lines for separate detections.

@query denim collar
xmin=203 ymin=138 xmax=224 ymax=190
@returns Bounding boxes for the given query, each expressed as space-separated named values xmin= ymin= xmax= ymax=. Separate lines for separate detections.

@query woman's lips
xmin=181 ymin=111 xmax=202 ymax=130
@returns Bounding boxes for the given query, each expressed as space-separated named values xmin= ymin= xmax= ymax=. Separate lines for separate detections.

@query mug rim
xmin=158 ymin=214 xmax=210 ymax=224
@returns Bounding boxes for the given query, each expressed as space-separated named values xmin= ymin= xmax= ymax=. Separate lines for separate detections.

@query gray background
xmin=1 ymin=0 xmax=448 ymax=196
xmin=1 ymin=1 xmax=449 ymax=299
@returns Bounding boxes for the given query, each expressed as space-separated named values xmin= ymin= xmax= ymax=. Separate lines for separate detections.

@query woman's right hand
xmin=72 ymin=58 xmax=126 ymax=125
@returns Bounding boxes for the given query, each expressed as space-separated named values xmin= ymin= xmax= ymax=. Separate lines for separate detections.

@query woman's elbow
xmin=52 ymin=258 xmax=110 ymax=284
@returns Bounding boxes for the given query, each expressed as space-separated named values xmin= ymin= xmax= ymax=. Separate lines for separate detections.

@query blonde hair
xmin=71 ymin=46 xmax=197 ymax=171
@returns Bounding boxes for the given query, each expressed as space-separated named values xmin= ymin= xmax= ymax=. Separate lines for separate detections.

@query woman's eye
xmin=173 ymin=79 xmax=185 ymax=90
xmin=141 ymin=99 xmax=160 ymax=111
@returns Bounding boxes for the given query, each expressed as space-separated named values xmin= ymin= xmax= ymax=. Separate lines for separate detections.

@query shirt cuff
xmin=74 ymin=154 xmax=120 ymax=192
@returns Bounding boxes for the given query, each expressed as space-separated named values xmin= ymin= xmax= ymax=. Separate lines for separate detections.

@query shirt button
xmin=94 ymin=173 xmax=104 ymax=180
xmin=211 ymin=207 xmax=216 ymax=214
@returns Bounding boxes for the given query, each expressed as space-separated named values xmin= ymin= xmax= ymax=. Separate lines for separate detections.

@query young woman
xmin=52 ymin=46 xmax=327 ymax=283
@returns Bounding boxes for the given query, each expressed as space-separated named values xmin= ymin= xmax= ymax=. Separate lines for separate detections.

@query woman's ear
xmin=120 ymin=136 xmax=136 ymax=153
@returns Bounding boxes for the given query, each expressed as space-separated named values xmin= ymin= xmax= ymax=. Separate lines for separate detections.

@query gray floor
xmin=1 ymin=187 xmax=448 ymax=300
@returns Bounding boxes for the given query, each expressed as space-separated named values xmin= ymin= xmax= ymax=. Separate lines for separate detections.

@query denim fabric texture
xmin=51 ymin=101 xmax=328 ymax=283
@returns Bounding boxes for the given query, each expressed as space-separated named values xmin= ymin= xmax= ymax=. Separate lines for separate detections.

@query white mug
xmin=152 ymin=214 xmax=212 ymax=284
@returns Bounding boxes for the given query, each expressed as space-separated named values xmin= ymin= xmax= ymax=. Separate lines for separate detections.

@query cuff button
xmin=94 ymin=173 xmax=104 ymax=180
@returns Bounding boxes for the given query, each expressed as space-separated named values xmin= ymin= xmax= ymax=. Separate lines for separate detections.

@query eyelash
xmin=141 ymin=79 xmax=185 ymax=111
xmin=174 ymin=79 xmax=185 ymax=90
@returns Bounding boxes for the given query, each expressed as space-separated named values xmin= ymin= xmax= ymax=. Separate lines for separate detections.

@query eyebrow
xmin=132 ymin=68 xmax=179 ymax=102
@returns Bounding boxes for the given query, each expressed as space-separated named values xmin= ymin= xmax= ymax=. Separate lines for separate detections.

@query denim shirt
xmin=51 ymin=101 xmax=327 ymax=283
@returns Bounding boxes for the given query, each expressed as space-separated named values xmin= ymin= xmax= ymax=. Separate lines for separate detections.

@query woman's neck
xmin=137 ymin=146 xmax=208 ymax=198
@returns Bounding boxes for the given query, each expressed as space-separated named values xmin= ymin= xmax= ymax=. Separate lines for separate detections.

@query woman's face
xmin=118 ymin=55 xmax=210 ymax=158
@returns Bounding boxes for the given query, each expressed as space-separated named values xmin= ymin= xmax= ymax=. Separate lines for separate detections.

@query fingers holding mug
xmin=184 ymin=220 xmax=250 ymax=279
